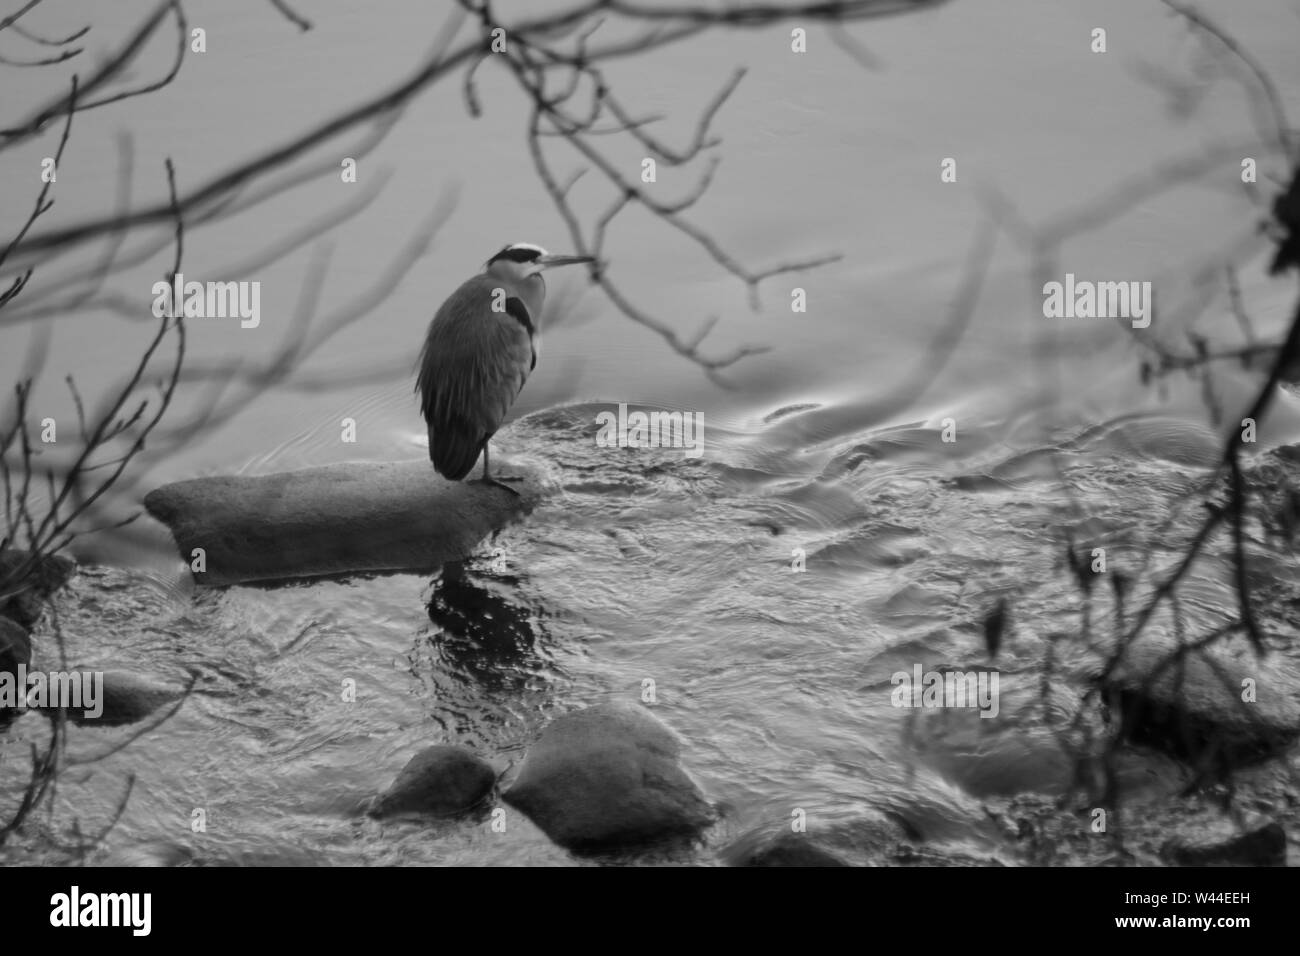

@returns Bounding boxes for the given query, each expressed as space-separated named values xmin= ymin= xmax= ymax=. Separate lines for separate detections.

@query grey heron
xmin=416 ymin=242 xmax=594 ymax=492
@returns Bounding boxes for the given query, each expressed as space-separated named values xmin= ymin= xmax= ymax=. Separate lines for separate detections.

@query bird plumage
xmin=416 ymin=241 xmax=593 ymax=485
xmin=417 ymin=274 xmax=537 ymax=480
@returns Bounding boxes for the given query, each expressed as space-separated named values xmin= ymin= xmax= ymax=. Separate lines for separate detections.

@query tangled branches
xmin=975 ymin=1 xmax=1300 ymax=856
xmin=0 ymin=0 xmax=953 ymax=857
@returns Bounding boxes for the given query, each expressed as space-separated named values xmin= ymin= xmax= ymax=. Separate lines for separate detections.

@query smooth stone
xmin=1161 ymin=817 xmax=1286 ymax=866
xmin=503 ymin=702 xmax=714 ymax=851
xmin=370 ymin=745 xmax=496 ymax=817
xmin=64 ymin=670 xmax=185 ymax=727
xmin=144 ymin=457 xmax=554 ymax=586
xmin=0 ymin=550 xmax=76 ymax=629
xmin=1101 ymin=639 xmax=1300 ymax=771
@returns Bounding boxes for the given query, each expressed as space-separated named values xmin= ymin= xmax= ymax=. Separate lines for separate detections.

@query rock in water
xmin=144 ymin=458 xmax=552 ymax=586
xmin=724 ymin=831 xmax=852 ymax=867
xmin=1102 ymin=639 xmax=1300 ymax=772
xmin=503 ymin=702 xmax=714 ymax=851
xmin=1162 ymin=817 xmax=1286 ymax=866
xmin=101 ymin=841 xmax=196 ymax=868
xmin=66 ymin=670 xmax=185 ymax=727
xmin=0 ymin=550 xmax=76 ymax=629
xmin=370 ymin=745 xmax=496 ymax=817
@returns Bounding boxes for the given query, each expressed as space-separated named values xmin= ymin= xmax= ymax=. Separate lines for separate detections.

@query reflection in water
xmin=4 ymin=0 xmax=1296 ymax=868
xmin=425 ymin=558 xmax=553 ymax=691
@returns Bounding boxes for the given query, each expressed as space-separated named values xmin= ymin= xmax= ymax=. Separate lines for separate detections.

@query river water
xmin=2 ymin=0 xmax=1299 ymax=865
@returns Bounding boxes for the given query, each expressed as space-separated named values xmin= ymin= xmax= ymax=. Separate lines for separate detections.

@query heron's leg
xmin=478 ymin=440 xmax=522 ymax=496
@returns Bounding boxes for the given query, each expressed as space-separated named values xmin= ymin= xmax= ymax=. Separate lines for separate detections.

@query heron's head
xmin=484 ymin=242 xmax=594 ymax=284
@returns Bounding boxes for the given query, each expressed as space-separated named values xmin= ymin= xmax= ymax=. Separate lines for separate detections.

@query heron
xmin=416 ymin=242 xmax=594 ymax=492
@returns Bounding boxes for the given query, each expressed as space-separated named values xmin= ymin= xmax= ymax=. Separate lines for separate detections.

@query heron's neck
xmin=515 ymin=274 xmax=545 ymax=333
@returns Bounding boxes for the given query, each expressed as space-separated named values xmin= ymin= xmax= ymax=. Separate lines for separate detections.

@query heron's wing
xmin=416 ymin=276 xmax=535 ymax=479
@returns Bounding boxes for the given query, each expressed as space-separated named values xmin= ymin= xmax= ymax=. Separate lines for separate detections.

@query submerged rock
xmin=724 ymin=830 xmax=852 ymax=867
xmin=904 ymin=673 xmax=1082 ymax=798
xmin=898 ymin=670 xmax=1187 ymax=802
xmin=0 ymin=550 xmax=75 ymax=629
xmin=722 ymin=794 xmax=1003 ymax=867
xmin=200 ymin=846 xmax=333 ymax=867
xmin=1250 ymin=445 xmax=1300 ymax=542
xmin=144 ymin=457 xmax=553 ymax=586
xmin=65 ymin=670 xmax=185 ymax=727
xmin=101 ymin=840 xmax=196 ymax=867
xmin=1161 ymin=817 xmax=1286 ymax=866
xmin=503 ymin=702 xmax=714 ymax=851
xmin=103 ymin=840 xmax=332 ymax=867
xmin=369 ymin=745 xmax=496 ymax=817
xmin=1101 ymin=639 xmax=1300 ymax=772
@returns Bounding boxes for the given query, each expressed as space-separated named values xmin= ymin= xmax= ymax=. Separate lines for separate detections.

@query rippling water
xmin=3 ymin=0 xmax=1300 ymax=865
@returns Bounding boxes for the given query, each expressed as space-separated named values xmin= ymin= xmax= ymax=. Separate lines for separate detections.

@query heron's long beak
xmin=537 ymin=253 xmax=596 ymax=269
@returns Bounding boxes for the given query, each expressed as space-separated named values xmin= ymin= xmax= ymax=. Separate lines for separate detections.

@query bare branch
xmin=0 ymin=0 xmax=183 ymax=148
xmin=0 ymin=73 xmax=76 ymax=276
xmin=0 ymin=45 xmax=81 ymax=66
xmin=267 ymin=0 xmax=311 ymax=32
xmin=1159 ymin=0 xmax=1294 ymax=160
xmin=9 ymin=19 xmax=89 ymax=46
xmin=0 ymin=0 xmax=42 ymax=33
xmin=3 ymin=3 xmax=472 ymax=264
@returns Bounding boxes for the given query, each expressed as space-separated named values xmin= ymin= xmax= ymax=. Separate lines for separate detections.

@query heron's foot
xmin=477 ymin=476 xmax=523 ymax=496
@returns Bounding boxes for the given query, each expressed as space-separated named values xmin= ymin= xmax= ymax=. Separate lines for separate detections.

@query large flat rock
xmin=144 ymin=458 xmax=552 ymax=586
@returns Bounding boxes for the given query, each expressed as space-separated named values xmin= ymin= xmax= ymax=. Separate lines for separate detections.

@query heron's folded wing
xmin=417 ymin=276 xmax=535 ymax=440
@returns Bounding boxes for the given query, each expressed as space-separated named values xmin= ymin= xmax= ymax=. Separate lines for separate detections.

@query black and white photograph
xmin=0 ymin=0 xmax=1297 ymax=919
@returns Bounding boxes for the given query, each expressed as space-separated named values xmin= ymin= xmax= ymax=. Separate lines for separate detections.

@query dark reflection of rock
xmin=425 ymin=559 xmax=549 ymax=689
xmin=0 ymin=616 xmax=32 ymax=726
